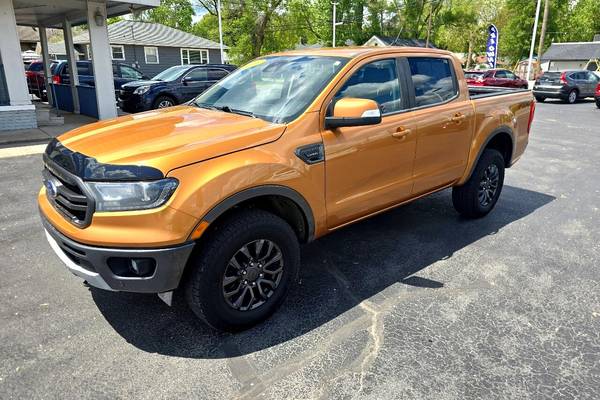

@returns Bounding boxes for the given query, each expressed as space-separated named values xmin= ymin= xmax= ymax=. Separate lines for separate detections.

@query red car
xmin=25 ymin=60 xmax=57 ymax=101
xmin=595 ymin=82 xmax=600 ymax=109
xmin=466 ymin=69 xmax=529 ymax=89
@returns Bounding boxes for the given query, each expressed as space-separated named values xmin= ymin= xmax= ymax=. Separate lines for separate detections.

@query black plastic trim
xmin=202 ymin=185 xmax=316 ymax=242
xmin=45 ymin=138 xmax=164 ymax=181
xmin=295 ymin=143 xmax=325 ymax=165
xmin=325 ymin=115 xmax=382 ymax=128
xmin=42 ymin=214 xmax=195 ymax=293
xmin=463 ymin=127 xmax=516 ymax=182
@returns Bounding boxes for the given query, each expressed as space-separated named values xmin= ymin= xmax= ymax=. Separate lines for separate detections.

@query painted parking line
xmin=0 ymin=144 xmax=46 ymax=159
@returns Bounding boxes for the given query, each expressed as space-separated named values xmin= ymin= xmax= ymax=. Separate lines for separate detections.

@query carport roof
xmin=71 ymin=20 xmax=227 ymax=50
xmin=13 ymin=0 xmax=159 ymax=28
xmin=541 ymin=41 xmax=600 ymax=61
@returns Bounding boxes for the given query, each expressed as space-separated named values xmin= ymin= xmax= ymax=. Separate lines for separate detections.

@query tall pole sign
xmin=486 ymin=24 xmax=499 ymax=69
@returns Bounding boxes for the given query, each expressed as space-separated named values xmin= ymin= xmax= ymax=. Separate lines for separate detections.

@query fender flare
xmin=463 ymin=126 xmax=516 ymax=183
xmin=201 ymin=185 xmax=316 ymax=242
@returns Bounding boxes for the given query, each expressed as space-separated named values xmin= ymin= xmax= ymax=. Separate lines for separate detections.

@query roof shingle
xmin=541 ymin=42 xmax=600 ymax=61
xmin=72 ymin=20 xmax=226 ymax=50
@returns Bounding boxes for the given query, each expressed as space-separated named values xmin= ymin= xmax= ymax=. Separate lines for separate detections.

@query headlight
xmin=86 ymin=178 xmax=178 ymax=212
xmin=133 ymin=85 xmax=151 ymax=95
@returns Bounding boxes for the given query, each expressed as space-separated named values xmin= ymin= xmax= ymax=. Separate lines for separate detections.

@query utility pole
xmin=217 ymin=0 xmax=224 ymax=63
xmin=537 ymin=0 xmax=550 ymax=73
xmin=332 ymin=2 xmax=342 ymax=47
xmin=527 ymin=0 xmax=542 ymax=82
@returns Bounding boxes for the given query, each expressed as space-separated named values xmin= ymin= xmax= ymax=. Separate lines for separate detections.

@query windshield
xmin=194 ymin=55 xmax=348 ymax=123
xmin=152 ymin=65 xmax=189 ymax=81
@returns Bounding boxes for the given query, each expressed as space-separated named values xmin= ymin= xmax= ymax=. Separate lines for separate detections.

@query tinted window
xmin=28 ymin=63 xmax=44 ymax=72
xmin=208 ymin=68 xmax=229 ymax=81
xmin=185 ymin=68 xmax=208 ymax=81
xmin=335 ymin=59 xmax=402 ymax=114
xmin=408 ymin=57 xmax=457 ymax=107
xmin=495 ymin=70 xmax=507 ymax=78
xmin=505 ymin=71 xmax=517 ymax=79
xmin=121 ymin=65 xmax=143 ymax=79
xmin=64 ymin=62 xmax=92 ymax=76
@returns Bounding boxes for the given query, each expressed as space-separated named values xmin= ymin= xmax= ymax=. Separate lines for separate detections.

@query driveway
xmin=1 ymin=100 xmax=599 ymax=399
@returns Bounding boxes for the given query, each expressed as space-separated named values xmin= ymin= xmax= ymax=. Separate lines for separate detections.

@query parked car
xmin=467 ymin=69 xmax=529 ymax=89
xmin=39 ymin=48 xmax=535 ymax=331
xmin=26 ymin=60 xmax=58 ymax=101
xmin=118 ymin=64 xmax=237 ymax=113
xmin=533 ymin=70 xmax=600 ymax=104
xmin=51 ymin=60 xmax=148 ymax=96
xmin=595 ymin=82 xmax=600 ymax=109
xmin=464 ymin=70 xmax=484 ymax=85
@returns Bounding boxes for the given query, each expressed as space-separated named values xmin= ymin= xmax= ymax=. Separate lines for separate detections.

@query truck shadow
xmin=90 ymin=185 xmax=555 ymax=359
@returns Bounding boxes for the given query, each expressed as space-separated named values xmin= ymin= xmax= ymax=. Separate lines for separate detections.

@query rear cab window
xmin=407 ymin=57 xmax=458 ymax=107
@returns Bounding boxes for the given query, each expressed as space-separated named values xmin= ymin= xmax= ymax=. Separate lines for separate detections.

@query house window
xmin=111 ymin=45 xmax=125 ymax=60
xmin=144 ymin=47 xmax=159 ymax=64
xmin=181 ymin=49 xmax=209 ymax=65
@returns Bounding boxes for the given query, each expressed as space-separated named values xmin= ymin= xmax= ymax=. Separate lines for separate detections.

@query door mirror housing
xmin=325 ymin=98 xmax=382 ymax=129
xmin=182 ymin=76 xmax=192 ymax=85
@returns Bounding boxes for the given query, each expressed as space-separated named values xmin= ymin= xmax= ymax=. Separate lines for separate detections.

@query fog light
xmin=130 ymin=258 xmax=155 ymax=277
xmin=107 ymin=257 xmax=156 ymax=277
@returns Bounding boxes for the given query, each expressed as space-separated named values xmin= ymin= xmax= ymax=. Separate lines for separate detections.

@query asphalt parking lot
xmin=1 ymin=99 xmax=599 ymax=399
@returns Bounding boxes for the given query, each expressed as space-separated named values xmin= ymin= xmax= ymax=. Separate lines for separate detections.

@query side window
xmin=76 ymin=62 xmax=92 ymax=76
xmin=505 ymin=71 xmax=517 ymax=79
xmin=335 ymin=59 xmax=402 ymax=114
xmin=495 ymin=70 xmax=507 ymax=78
xmin=120 ymin=65 xmax=143 ymax=79
xmin=184 ymin=68 xmax=208 ymax=81
xmin=208 ymin=68 xmax=228 ymax=81
xmin=408 ymin=57 xmax=457 ymax=107
xmin=112 ymin=64 xmax=119 ymax=77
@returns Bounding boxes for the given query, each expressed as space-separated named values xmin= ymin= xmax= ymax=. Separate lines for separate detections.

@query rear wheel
xmin=565 ymin=89 xmax=578 ymax=104
xmin=184 ymin=209 xmax=300 ymax=331
xmin=596 ymin=99 xmax=600 ymax=109
xmin=452 ymin=149 xmax=505 ymax=218
xmin=153 ymin=95 xmax=175 ymax=109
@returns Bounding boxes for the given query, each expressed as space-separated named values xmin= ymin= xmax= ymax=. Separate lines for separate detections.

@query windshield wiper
xmin=215 ymin=105 xmax=256 ymax=118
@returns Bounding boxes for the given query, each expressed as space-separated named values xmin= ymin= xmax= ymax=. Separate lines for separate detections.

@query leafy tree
xmin=142 ymin=0 xmax=195 ymax=32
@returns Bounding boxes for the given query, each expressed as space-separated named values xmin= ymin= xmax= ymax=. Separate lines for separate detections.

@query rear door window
xmin=207 ymin=68 xmax=229 ymax=81
xmin=407 ymin=57 xmax=458 ymax=107
xmin=495 ymin=70 xmax=507 ymax=78
xmin=334 ymin=59 xmax=403 ymax=114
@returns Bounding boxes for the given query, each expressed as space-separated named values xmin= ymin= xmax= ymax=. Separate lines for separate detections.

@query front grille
xmin=119 ymin=89 xmax=133 ymax=100
xmin=43 ymin=164 xmax=94 ymax=228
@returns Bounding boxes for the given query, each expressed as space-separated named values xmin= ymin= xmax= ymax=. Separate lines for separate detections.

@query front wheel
xmin=153 ymin=96 xmax=175 ymax=109
xmin=596 ymin=99 xmax=600 ymax=109
xmin=452 ymin=149 xmax=505 ymax=218
xmin=184 ymin=209 xmax=300 ymax=331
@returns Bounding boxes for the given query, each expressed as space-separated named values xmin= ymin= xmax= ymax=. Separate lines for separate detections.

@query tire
xmin=184 ymin=209 xmax=300 ymax=331
xmin=534 ymin=95 xmax=545 ymax=103
xmin=153 ymin=95 xmax=176 ymax=109
xmin=565 ymin=89 xmax=578 ymax=104
xmin=596 ymin=99 xmax=600 ymax=109
xmin=452 ymin=149 xmax=505 ymax=218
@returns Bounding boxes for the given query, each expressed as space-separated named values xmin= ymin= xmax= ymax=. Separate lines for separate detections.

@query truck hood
xmin=58 ymin=106 xmax=286 ymax=176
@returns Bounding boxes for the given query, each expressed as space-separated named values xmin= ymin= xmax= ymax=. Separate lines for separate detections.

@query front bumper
xmin=118 ymin=93 xmax=152 ymax=113
xmin=42 ymin=215 xmax=195 ymax=293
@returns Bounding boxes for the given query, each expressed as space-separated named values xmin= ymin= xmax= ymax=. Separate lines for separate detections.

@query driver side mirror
xmin=182 ymin=77 xmax=192 ymax=85
xmin=325 ymin=98 xmax=382 ymax=129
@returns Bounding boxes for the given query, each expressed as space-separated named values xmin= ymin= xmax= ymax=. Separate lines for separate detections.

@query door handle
xmin=392 ymin=127 xmax=412 ymax=139
xmin=449 ymin=113 xmax=466 ymax=123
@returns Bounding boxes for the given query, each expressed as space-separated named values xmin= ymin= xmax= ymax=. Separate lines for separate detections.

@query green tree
xmin=142 ymin=0 xmax=195 ymax=32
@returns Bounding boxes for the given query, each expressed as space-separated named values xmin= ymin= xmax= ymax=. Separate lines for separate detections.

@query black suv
xmin=118 ymin=64 xmax=236 ymax=113
xmin=533 ymin=70 xmax=599 ymax=104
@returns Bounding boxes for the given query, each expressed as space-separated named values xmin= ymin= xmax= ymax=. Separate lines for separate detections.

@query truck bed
xmin=468 ymin=86 xmax=531 ymax=99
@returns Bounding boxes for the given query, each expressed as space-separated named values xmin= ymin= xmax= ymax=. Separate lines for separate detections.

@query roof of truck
xmin=269 ymin=46 xmax=451 ymax=59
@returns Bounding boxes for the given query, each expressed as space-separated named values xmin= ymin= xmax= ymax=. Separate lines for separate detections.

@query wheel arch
xmin=462 ymin=126 xmax=515 ymax=184
xmin=200 ymin=185 xmax=315 ymax=244
xmin=154 ymin=92 xmax=178 ymax=106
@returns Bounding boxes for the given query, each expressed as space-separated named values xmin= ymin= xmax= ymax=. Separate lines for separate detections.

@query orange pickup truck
xmin=39 ymin=47 xmax=535 ymax=331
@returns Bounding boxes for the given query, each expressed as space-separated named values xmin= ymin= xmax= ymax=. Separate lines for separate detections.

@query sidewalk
xmin=0 ymin=112 xmax=97 ymax=149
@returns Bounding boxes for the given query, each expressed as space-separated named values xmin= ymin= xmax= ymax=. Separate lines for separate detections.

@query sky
xmin=192 ymin=5 xmax=208 ymax=23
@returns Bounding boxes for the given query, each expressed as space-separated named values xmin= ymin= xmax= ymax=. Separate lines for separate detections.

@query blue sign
xmin=486 ymin=24 xmax=499 ymax=69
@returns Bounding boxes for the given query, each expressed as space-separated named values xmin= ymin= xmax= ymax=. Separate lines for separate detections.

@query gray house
xmin=50 ymin=20 xmax=227 ymax=77
xmin=540 ymin=37 xmax=600 ymax=72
